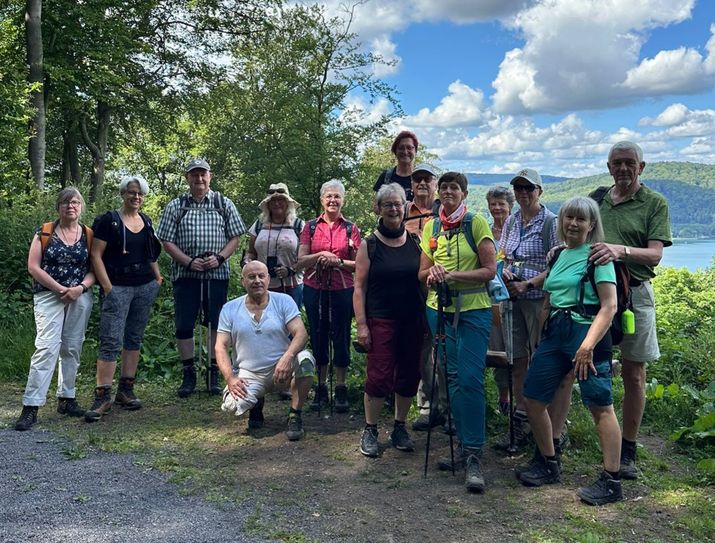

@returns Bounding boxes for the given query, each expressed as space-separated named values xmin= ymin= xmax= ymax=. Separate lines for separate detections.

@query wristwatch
xmin=623 ymin=246 xmax=631 ymax=259
xmin=80 ymin=283 xmax=89 ymax=293
xmin=338 ymin=259 xmax=345 ymax=268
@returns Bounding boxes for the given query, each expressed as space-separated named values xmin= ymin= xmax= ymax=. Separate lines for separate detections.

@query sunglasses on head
xmin=513 ymin=184 xmax=536 ymax=192
xmin=267 ymin=188 xmax=287 ymax=195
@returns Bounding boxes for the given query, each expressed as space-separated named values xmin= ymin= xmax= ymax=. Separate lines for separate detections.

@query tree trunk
xmin=62 ymin=121 xmax=80 ymax=186
xmin=26 ymin=0 xmax=45 ymax=189
xmin=80 ymin=101 xmax=111 ymax=201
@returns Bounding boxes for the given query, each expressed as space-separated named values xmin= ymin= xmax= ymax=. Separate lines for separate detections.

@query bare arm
xmin=352 ymin=243 xmax=371 ymax=351
xmin=273 ymin=316 xmax=309 ymax=384
xmin=91 ymin=238 xmax=112 ymax=293
xmin=590 ymin=240 xmax=664 ymax=267
xmin=573 ymin=282 xmax=617 ymax=381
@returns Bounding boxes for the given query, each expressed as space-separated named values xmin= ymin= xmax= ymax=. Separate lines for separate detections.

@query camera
xmin=435 ymin=281 xmax=453 ymax=308
xmin=266 ymin=256 xmax=278 ymax=278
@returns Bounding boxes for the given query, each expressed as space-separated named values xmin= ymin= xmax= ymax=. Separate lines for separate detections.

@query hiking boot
xmin=493 ymin=412 xmax=532 ymax=451
xmin=177 ymin=366 xmax=196 ymax=398
xmin=206 ymin=364 xmax=222 ymax=396
xmin=577 ymin=471 xmax=623 ymax=506
xmin=412 ymin=410 xmax=446 ymax=432
xmin=516 ymin=437 xmax=564 ymax=477
xmin=464 ymin=447 xmax=485 ymax=492
xmin=286 ymin=412 xmax=304 ymax=441
xmin=360 ymin=425 xmax=379 ymax=458
xmin=85 ymin=386 xmax=112 ymax=422
xmin=437 ymin=443 xmax=464 ymax=471
xmin=620 ymin=440 xmax=639 ymax=480
xmin=517 ymin=456 xmax=561 ymax=487
xmin=57 ymin=397 xmax=86 ymax=418
xmin=114 ymin=377 xmax=142 ymax=410
xmin=390 ymin=423 xmax=415 ymax=452
xmin=334 ymin=384 xmax=349 ymax=413
xmin=443 ymin=418 xmax=457 ymax=436
xmin=310 ymin=384 xmax=328 ymax=412
xmin=14 ymin=406 xmax=38 ymax=431
xmin=248 ymin=397 xmax=265 ymax=429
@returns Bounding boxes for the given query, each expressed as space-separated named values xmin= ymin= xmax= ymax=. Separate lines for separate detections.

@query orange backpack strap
xmin=81 ymin=224 xmax=94 ymax=253
xmin=39 ymin=221 xmax=57 ymax=255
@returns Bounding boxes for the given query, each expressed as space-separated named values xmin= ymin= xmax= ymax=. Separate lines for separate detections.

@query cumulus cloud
xmin=404 ymin=81 xmax=488 ymax=128
xmin=642 ymin=105 xmax=715 ymax=138
xmin=622 ymin=45 xmax=715 ymax=94
xmin=491 ymin=0 xmax=703 ymax=113
xmin=640 ymin=103 xmax=690 ymax=127
xmin=370 ymin=36 xmax=401 ymax=77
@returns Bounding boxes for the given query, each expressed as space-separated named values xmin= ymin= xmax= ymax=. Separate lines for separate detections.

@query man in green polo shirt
xmin=588 ymin=141 xmax=672 ymax=479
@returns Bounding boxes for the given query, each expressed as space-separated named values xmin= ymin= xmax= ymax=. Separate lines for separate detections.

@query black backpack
xmin=548 ymin=247 xmax=633 ymax=345
xmin=93 ymin=210 xmax=162 ymax=261
xmin=177 ymin=192 xmax=230 ymax=238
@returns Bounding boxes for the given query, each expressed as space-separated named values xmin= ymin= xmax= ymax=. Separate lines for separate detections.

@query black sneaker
xmin=286 ymin=412 xmax=304 ymax=441
xmin=577 ymin=471 xmax=623 ymax=506
xmin=390 ymin=423 xmax=415 ymax=452
xmin=248 ymin=397 xmax=265 ymax=429
xmin=494 ymin=412 xmax=532 ymax=450
xmin=57 ymin=397 xmax=86 ymax=418
xmin=177 ymin=367 xmax=197 ymax=398
xmin=334 ymin=384 xmax=349 ymax=413
xmin=310 ymin=384 xmax=328 ymax=412
xmin=464 ymin=448 xmax=485 ymax=493
xmin=85 ymin=386 xmax=112 ymax=422
xmin=516 ymin=437 xmax=564 ymax=477
xmin=620 ymin=440 xmax=639 ymax=480
xmin=360 ymin=425 xmax=379 ymax=457
xmin=114 ymin=377 xmax=142 ymax=410
xmin=517 ymin=456 xmax=561 ymax=487
xmin=14 ymin=406 xmax=38 ymax=431
xmin=412 ymin=410 xmax=446 ymax=432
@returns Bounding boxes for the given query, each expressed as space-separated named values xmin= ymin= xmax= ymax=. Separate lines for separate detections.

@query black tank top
xmin=366 ymin=234 xmax=422 ymax=319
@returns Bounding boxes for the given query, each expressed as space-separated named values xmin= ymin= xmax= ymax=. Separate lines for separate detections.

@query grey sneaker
xmin=57 ymin=397 xmax=86 ymax=418
xmin=577 ymin=471 xmax=623 ymax=506
xmin=517 ymin=456 xmax=561 ymax=487
xmin=85 ymin=386 xmax=112 ymax=422
xmin=464 ymin=448 xmax=485 ymax=492
xmin=360 ymin=425 xmax=379 ymax=457
xmin=390 ymin=423 xmax=415 ymax=452
xmin=437 ymin=443 xmax=464 ymax=471
xmin=114 ymin=377 xmax=142 ymax=410
xmin=286 ymin=412 xmax=304 ymax=441
xmin=14 ymin=406 xmax=38 ymax=431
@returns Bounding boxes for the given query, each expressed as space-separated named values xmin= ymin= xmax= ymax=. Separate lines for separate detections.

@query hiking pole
xmin=423 ymin=305 xmax=442 ymax=478
xmin=327 ymin=268 xmax=334 ymax=417
xmin=205 ymin=270 xmax=212 ymax=393
xmin=504 ymin=299 xmax=517 ymax=454
xmin=316 ymin=264 xmax=324 ymax=418
xmin=197 ymin=273 xmax=205 ymax=385
xmin=438 ymin=288 xmax=456 ymax=476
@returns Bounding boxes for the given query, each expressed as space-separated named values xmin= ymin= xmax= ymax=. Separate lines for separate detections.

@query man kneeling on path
xmin=216 ymin=261 xmax=315 ymax=441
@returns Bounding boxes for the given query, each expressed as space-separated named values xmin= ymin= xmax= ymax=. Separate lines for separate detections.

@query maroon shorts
xmin=365 ymin=317 xmax=422 ymax=398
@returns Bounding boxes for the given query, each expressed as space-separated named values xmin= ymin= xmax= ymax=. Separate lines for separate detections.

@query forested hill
xmin=468 ymin=161 xmax=715 ymax=238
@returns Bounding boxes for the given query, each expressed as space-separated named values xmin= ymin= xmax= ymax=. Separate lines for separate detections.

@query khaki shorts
xmin=503 ymin=298 xmax=544 ymax=359
xmin=619 ymin=282 xmax=660 ymax=363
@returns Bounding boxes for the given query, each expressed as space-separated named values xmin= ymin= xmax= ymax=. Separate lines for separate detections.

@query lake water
xmin=660 ymin=239 xmax=715 ymax=271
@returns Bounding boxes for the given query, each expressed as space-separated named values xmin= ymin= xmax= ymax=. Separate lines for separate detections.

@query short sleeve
xmin=300 ymin=221 xmax=312 ymax=247
xmin=350 ymin=223 xmax=362 ymax=249
xmin=647 ymin=194 xmax=673 ymax=247
xmin=156 ymin=199 xmax=179 ymax=242
xmin=593 ymin=262 xmax=616 ymax=284
xmin=217 ymin=301 xmax=234 ymax=334
xmin=92 ymin=212 xmax=115 ymax=243
xmin=280 ymin=294 xmax=301 ymax=324
xmin=224 ymin=198 xmax=247 ymax=238
xmin=373 ymin=170 xmax=387 ymax=192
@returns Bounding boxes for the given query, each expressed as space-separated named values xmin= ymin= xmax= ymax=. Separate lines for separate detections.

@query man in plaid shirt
xmin=157 ymin=159 xmax=246 ymax=398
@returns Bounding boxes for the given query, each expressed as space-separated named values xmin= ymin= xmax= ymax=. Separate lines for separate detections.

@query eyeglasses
xmin=126 ymin=191 xmax=145 ymax=198
xmin=396 ymin=144 xmax=415 ymax=152
xmin=380 ymin=202 xmax=403 ymax=210
xmin=412 ymin=175 xmax=434 ymax=184
xmin=267 ymin=188 xmax=287 ymax=195
xmin=513 ymin=184 xmax=536 ymax=193
xmin=61 ymin=200 xmax=82 ymax=208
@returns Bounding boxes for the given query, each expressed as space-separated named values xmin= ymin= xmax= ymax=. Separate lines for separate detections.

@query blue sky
xmin=319 ymin=0 xmax=715 ymax=177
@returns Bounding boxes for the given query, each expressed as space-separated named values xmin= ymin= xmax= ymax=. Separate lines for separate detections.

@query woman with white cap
xmin=246 ymin=183 xmax=305 ymax=308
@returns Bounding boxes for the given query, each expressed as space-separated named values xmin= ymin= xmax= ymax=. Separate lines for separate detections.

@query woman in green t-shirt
xmin=517 ymin=196 xmax=623 ymax=506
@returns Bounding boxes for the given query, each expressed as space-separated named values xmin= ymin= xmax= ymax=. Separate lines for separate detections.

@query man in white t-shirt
xmin=215 ymin=261 xmax=315 ymax=440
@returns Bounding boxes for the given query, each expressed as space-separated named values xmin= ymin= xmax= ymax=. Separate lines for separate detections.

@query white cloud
xmin=646 ymin=106 xmax=715 ymax=138
xmin=404 ymin=81 xmax=488 ymax=128
xmin=413 ymin=0 xmax=533 ymax=23
xmin=370 ymin=36 xmax=401 ymax=77
xmin=640 ymin=103 xmax=690 ymax=127
xmin=622 ymin=46 xmax=715 ymax=94
xmin=341 ymin=96 xmax=391 ymax=126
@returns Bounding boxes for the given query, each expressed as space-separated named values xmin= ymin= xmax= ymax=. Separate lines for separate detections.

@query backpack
xmin=92 ymin=210 xmax=162 ymax=261
xmin=502 ymin=207 xmax=557 ymax=254
xmin=589 ymin=186 xmax=612 ymax=204
xmin=177 ymin=191 xmax=230 ymax=238
xmin=366 ymin=231 xmax=421 ymax=261
xmin=381 ymin=167 xmax=413 ymax=200
xmin=430 ymin=211 xmax=480 ymax=254
xmin=254 ymin=218 xmax=304 ymax=240
xmin=308 ymin=218 xmax=355 ymax=256
xmin=39 ymin=221 xmax=93 ymax=256
xmin=548 ymin=247 xmax=633 ymax=345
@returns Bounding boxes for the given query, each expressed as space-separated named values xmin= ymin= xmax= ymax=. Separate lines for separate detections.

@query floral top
xmin=33 ymin=228 xmax=90 ymax=294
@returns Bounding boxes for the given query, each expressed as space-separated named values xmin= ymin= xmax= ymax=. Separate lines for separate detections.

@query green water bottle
xmin=622 ymin=308 xmax=635 ymax=335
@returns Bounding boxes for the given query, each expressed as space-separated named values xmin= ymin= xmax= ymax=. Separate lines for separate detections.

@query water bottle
xmin=621 ymin=308 xmax=635 ymax=335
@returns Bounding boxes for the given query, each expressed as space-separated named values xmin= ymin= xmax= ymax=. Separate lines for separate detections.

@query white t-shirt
xmin=217 ymin=292 xmax=301 ymax=372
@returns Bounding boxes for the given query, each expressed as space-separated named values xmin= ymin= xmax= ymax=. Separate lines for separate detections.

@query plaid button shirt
xmin=157 ymin=190 xmax=246 ymax=281
xmin=501 ymin=205 xmax=558 ymax=300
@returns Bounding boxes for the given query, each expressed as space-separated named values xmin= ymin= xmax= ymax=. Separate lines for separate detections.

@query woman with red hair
xmin=373 ymin=130 xmax=419 ymax=201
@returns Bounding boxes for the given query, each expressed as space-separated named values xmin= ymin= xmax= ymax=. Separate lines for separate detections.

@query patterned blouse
xmin=33 ymin=227 xmax=90 ymax=294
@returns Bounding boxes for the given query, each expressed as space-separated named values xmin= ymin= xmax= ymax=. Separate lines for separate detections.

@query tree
xmin=25 ymin=0 xmax=44 ymax=189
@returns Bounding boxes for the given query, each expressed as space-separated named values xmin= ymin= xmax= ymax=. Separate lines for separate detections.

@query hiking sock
xmin=622 ymin=437 xmax=637 ymax=454
xmin=606 ymin=469 xmax=621 ymax=480
xmin=365 ymin=423 xmax=378 ymax=431
xmin=182 ymin=357 xmax=195 ymax=370
xmin=544 ymin=454 xmax=557 ymax=462
xmin=394 ymin=420 xmax=406 ymax=428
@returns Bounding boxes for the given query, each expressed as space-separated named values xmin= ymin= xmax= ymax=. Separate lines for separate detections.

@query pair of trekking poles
xmin=194 ymin=253 xmax=215 ymax=394
xmin=422 ymin=287 xmax=517 ymax=478
xmin=315 ymin=263 xmax=335 ymax=417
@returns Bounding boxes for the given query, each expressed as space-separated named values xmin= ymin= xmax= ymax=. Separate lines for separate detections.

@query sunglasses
xmin=513 ymin=184 xmax=536 ymax=192
xmin=267 ymin=188 xmax=287 ymax=195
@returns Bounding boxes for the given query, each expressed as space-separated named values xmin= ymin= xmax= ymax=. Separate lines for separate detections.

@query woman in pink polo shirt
xmin=297 ymin=180 xmax=361 ymax=413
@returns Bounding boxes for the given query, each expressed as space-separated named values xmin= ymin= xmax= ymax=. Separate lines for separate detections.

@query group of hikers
xmin=13 ymin=132 xmax=672 ymax=506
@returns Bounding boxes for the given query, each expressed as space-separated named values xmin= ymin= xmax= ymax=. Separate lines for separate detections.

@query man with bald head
xmin=215 ymin=261 xmax=315 ymax=440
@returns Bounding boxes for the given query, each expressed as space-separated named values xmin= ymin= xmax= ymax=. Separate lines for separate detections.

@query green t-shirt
xmin=545 ymin=244 xmax=616 ymax=325
xmin=598 ymin=184 xmax=672 ymax=281
xmin=420 ymin=214 xmax=494 ymax=312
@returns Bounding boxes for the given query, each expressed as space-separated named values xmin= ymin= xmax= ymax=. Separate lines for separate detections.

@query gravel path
xmin=0 ymin=428 xmax=266 ymax=543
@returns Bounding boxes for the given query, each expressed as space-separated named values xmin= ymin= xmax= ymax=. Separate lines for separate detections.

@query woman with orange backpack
xmin=15 ymin=187 xmax=95 ymax=431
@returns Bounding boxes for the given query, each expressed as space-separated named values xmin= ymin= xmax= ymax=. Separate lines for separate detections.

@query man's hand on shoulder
xmin=589 ymin=242 xmax=622 ymax=265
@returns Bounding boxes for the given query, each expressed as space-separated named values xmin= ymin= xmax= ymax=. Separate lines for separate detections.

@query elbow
xmin=484 ymin=263 xmax=496 ymax=281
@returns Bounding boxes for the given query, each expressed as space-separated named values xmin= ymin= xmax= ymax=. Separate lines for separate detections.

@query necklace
xmin=59 ymin=224 xmax=79 ymax=245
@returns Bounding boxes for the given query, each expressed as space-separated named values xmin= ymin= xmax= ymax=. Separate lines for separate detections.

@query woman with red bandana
xmin=418 ymin=172 xmax=496 ymax=493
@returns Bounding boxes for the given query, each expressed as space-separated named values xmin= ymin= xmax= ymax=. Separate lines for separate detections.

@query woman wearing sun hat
xmin=246 ymin=183 xmax=305 ymax=308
